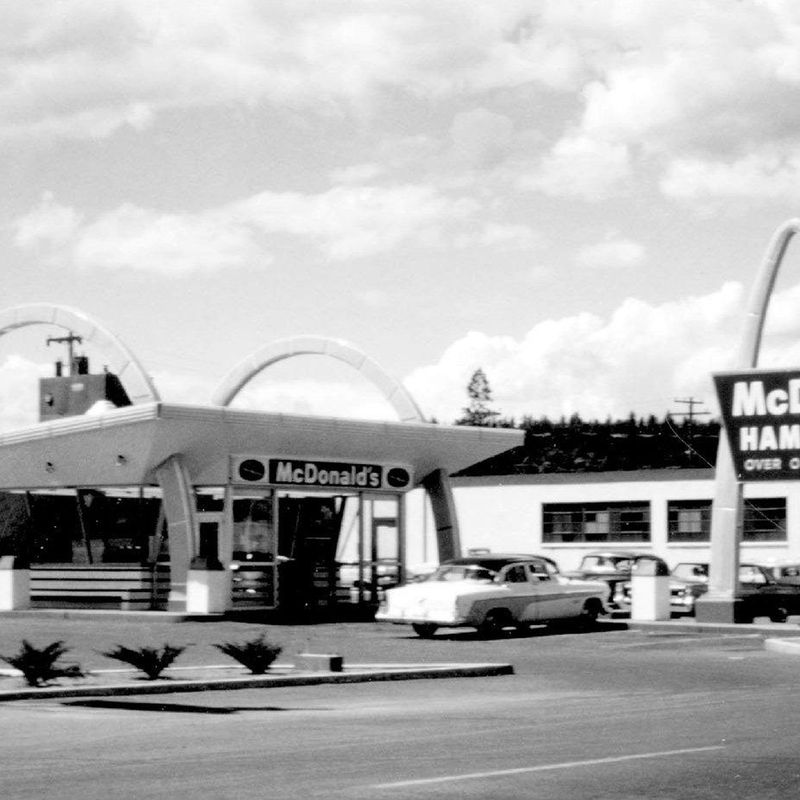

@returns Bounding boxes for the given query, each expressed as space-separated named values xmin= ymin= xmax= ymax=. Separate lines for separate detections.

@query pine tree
xmin=457 ymin=368 xmax=500 ymax=426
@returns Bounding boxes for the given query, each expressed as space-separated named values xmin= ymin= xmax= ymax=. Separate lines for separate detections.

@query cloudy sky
xmin=4 ymin=0 xmax=800 ymax=430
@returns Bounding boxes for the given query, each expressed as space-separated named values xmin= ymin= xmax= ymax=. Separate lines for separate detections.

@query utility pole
xmin=671 ymin=397 xmax=711 ymax=425
xmin=671 ymin=397 xmax=711 ymax=462
xmin=46 ymin=331 xmax=83 ymax=375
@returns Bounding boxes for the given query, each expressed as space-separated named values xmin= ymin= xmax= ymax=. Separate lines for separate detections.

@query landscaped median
xmin=0 ymin=660 xmax=514 ymax=702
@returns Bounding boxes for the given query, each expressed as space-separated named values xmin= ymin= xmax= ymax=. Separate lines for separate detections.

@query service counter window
xmin=668 ymin=500 xmax=711 ymax=543
xmin=743 ymin=498 xmax=786 ymax=542
xmin=543 ymin=502 xmax=650 ymax=543
xmin=11 ymin=488 xmax=162 ymax=565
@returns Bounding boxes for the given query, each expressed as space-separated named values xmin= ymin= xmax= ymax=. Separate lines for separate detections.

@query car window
xmin=581 ymin=555 xmax=632 ymax=572
xmin=429 ymin=565 xmax=496 ymax=583
xmin=503 ymin=565 xmax=528 ymax=583
xmin=783 ymin=567 xmax=800 ymax=577
xmin=672 ymin=563 xmax=708 ymax=581
xmin=739 ymin=565 xmax=767 ymax=584
xmin=527 ymin=562 xmax=551 ymax=582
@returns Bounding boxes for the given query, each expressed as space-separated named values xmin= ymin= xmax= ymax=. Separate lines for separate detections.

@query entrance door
xmin=196 ymin=512 xmax=222 ymax=568
xmin=279 ymin=496 xmax=345 ymax=614
xmin=230 ymin=493 xmax=278 ymax=609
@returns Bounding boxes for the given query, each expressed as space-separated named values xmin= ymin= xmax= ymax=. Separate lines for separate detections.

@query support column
xmin=0 ymin=556 xmax=30 ymax=610
xmin=156 ymin=454 xmax=196 ymax=612
xmin=422 ymin=469 xmax=461 ymax=562
xmin=695 ymin=437 xmax=744 ymax=622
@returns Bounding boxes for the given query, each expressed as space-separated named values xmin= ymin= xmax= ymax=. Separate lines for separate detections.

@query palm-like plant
xmin=1 ymin=640 xmax=84 ymax=687
xmin=101 ymin=644 xmax=186 ymax=680
xmin=214 ymin=634 xmax=282 ymax=674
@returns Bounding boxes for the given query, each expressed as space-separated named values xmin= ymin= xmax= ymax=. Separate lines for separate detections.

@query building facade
xmin=404 ymin=469 xmax=798 ymax=573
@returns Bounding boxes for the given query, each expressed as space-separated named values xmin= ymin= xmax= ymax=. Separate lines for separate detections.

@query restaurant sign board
xmin=714 ymin=369 xmax=800 ymax=480
xmin=231 ymin=456 xmax=413 ymax=492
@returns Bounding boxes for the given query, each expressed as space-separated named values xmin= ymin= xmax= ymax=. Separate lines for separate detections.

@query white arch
xmin=211 ymin=335 xmax=425 ymax=422
xmin=0 ymin=303 xmax=159 ymax=404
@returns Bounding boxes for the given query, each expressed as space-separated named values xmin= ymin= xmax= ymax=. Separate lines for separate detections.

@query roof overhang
xmin=0 ymin=402 xmax=524 ymax=491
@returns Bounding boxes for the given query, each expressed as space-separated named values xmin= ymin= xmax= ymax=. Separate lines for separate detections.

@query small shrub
xmin=102 ymin=644 xmax=186 ymax=680
xmin=214 ymin=634 xmax=282 ymax=674
xmin=1 ymin=640 xmax=84 ymax=687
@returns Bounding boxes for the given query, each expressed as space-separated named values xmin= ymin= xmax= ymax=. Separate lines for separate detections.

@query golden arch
xmin=704 ymin=219 xmax=800 ymax=621
xmin=0 ymin=303 xmax=160 ymax=404
xmin=211 ymin=335 xmax=425 ymax=422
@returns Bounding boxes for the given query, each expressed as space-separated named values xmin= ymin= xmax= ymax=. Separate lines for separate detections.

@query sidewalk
xmin=0 ymin=660 xmax=514 ymax=703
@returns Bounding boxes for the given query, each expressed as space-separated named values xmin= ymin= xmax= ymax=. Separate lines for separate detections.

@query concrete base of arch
xmin=155 ymin=455 xmax=197 ymax=612
xmin=422 ymin=469 xmax=462 ymax=562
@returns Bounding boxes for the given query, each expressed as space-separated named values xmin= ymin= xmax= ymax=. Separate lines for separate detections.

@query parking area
xmin=3 ymin=615 xmax=800 ymax=799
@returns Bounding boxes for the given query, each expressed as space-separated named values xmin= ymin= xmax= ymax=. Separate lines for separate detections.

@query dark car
xmin=562 ymin=551 xmax=666 ymax=608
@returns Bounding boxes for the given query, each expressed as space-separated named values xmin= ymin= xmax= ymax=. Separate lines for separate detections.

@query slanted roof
xmin=0 ymin=402 xmax=524 ymax=490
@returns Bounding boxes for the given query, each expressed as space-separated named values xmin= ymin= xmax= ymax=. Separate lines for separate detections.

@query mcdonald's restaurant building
xmin=0 ymin=304 xmax=522 ymax=616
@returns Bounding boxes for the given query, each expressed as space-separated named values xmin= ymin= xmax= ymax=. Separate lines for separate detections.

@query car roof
xmin=581 ymin=551 xmax=654 ymax=559
xmin=442 ymin=555 xmax=553 ymax=570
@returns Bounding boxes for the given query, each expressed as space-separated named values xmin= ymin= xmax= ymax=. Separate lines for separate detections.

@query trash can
xmin=630 ymin=556 xmax=671 ymax=621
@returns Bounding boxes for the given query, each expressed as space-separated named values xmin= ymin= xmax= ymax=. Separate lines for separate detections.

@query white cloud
xmin=660 ymin=151 xmax=800 ymax=204
xmin=519 ymin=133 xmax=632 ymax=200
xmin=576 ymin=235 xmax=645 ymax=270
xmin=12 ymin=185 xmax=484 ymax=273
xmin=449 ymin=108 xmax=515 ymax=169
xmin=12 ymin=192 xmax=83 ymax=251
xmin=0 ymin=356 xmax=50 ymax=433
xmin=454 ymin=222 xmax=540 ymax=251
xmin=7 ymin=0 xmax=800 ymax=214
xmin=405 ymin=282 xmax=749 ymax=423
xmin=0 ymin=2 xmax=588 ymax=141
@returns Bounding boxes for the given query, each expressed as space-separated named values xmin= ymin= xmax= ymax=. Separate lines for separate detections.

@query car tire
xmin=411 ymin=623 xmax=438 ymax=638
xmin=576 ymin=599 xmax=602 ymax=630
xmin=478 ymin=609 xmax=512 ymax=638
xmin=770 ymin=607 xmax=789 ymax=624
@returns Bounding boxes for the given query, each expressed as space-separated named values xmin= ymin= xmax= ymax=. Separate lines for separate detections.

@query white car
xmin=375 ymin=555 xmax=608 ymax=638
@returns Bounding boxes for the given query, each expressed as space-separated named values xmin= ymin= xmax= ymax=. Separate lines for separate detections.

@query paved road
xmin=2 ymin=620 xmax=800 ymax=798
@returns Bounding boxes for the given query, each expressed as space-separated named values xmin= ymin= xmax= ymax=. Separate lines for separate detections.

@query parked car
xmin=375 ymin=554 xmax=608 ymax=638
xmin=561 ymin=551 xmax=667 ymax=608
xmin=613 ymin=562 xmax=709 ymax=615
xmin=762 ymin=563 xmax=800 ymax=585
xmin=614 ymin=561 xmax=800 ymax=621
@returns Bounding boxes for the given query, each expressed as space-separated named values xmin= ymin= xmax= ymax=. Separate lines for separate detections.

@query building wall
xmin=405 ymin=470 xmax=800 ymax=573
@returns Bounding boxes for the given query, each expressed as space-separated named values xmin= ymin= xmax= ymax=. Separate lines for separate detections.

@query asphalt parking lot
xmin=2 ymin=615 xmax=800 ymax=799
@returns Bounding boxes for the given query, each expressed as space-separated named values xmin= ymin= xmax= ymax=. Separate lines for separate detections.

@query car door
xmin=497 ymin=563 xmax=539 ymax=622
xmin=738 ymin=564 xmax=786 ymax=618
xmin=525 ymin=559 xmax=580 ymax=622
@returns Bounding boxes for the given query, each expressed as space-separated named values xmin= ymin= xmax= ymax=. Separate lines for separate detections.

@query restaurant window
xmin=542 ymin=502 xmax=650 ymax=543
xmin=667 ymin=497 xmax=786 ymax=543
xmin=668 ymin=500 xmax=711 ymax=543
xmin=742 ymin=498 xmax=786 ymax=542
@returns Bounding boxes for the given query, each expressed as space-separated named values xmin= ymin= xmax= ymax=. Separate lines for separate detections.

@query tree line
xmin=452 ymin=368 xmax=720 ymax=475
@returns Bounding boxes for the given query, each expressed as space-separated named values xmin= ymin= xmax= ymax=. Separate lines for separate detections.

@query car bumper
xmin=375 ymin=607 xmax=467 ymax=626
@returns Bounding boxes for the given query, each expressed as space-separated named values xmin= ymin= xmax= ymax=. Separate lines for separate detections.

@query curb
xmin=624 ymin=619 xmax=800 ymax=636
xmin=0 ymin=662 xmax=514 ymax=702
xmin=764 ymin=638 xmax=800 ymax=656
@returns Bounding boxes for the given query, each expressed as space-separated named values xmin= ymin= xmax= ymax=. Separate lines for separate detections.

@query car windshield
xmin=429 ymin=564 xmax=498 ymax=583
xmin=580 ymin=555 xmax=631 ymax=572
xmin=671 ymin=563 xmax=709 ymax=581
